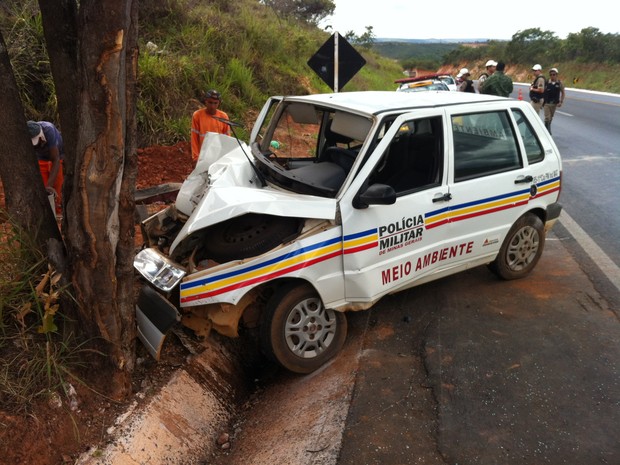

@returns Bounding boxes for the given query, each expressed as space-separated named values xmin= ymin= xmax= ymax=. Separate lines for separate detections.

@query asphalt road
xmin=211 ymin=234 xmax=619 ymax=464
xmin=340 ymin=236 xmax=619 ymax=464
xmin=513 ymin=84 xmax=620 ymax=279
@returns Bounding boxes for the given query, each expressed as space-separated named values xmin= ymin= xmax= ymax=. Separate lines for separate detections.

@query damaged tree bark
xmin=60 ymin=0 xmax=139 ymax=397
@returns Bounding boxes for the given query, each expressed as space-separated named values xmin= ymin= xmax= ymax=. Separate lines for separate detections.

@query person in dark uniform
xmin=543 ymin=68 xmax=566 ymax=135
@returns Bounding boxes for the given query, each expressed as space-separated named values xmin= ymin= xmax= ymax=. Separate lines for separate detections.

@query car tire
xmin=260 ymin=282 xmax=347 ymax=374
xmin=202 ymin=214 xmax=300 ymax=262
xmin=489 ymin=212 xmax=545 ymax=280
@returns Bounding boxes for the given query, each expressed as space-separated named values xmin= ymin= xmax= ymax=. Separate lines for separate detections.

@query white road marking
xmin=562 ymin=155 xmax=616 ymax=163
xmin=559 ymin=210 xmax=620 ymax=293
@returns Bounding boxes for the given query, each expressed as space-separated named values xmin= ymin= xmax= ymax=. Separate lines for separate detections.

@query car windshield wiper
xmin=212 ymin=116 xmax=267 ymax=187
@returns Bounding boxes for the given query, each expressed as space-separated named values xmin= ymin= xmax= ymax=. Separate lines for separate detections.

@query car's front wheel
xmin=202 ymin=214 xmax=300 ymax=262
xmin=260 ymin=283 xmax=347 ymax=374
xmin=489 ymin=212 xmax=545 ymax=280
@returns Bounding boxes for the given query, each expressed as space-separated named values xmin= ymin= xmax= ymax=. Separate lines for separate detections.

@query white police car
xmin=396 ymin=73 xmax=457 ymax=91
xmin=135 ymin=91 xmax=562 ymax=373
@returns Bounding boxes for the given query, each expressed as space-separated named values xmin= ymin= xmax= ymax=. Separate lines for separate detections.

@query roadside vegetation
xmin=439 ymin=28 xmax=620 ymax=93
xmin=373 ymin=41 xmax=461 ymax=71
xmin=0 ymin=219 xmax=89 ymax=413
xmin=2 ymin=0 xmax=401 ymax=147
xmin=3 ymin=2 xmax=619 ymax=148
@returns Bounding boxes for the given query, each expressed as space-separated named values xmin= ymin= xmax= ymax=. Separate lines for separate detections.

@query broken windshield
xmin=251 ymin=101 xmax=372 ymax=198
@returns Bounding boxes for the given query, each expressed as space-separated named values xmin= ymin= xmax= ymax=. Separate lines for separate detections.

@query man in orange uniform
xmin=190 ymin=89 xmax=230 ymax=161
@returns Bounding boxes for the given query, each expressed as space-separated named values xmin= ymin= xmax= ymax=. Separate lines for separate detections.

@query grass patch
xmin=0 ymin=217 xmax=96 ymax=414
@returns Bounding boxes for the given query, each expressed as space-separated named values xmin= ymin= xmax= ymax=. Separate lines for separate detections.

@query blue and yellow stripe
xmin=425 ymin=176 xmax=560 ymax=229
xmin=181 ymin=236 xmax=343 ymax=303
xmin=343 ymin=228 xmax=378 ymax=254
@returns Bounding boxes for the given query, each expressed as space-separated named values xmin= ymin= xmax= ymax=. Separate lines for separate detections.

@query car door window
xmin=452 ymin=111 xmax=522 ymax=182
xmin=368 ymin=116 xmax=443 ymax=195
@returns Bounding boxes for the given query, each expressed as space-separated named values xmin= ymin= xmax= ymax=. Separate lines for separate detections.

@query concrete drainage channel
xmin=76 ymin=333 xmax=254 ymax=465
xmin=75 ymin=316 xmax=365 ymax=465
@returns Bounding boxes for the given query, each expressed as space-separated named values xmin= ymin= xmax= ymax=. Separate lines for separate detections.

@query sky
xmin=320 ymin=0 xmax=619 ymax=41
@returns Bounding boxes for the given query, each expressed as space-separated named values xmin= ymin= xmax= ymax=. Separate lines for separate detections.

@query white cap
xmin=532 ymin=64 xmax=542 ymax=71
xmin=485 ymin=60 xmax=497 ymax=67
xmin=457 ymin=68 xmax=469 ymax=78
xmin=32 ymin=128 xmax=44 ymax=145
xmin=550 ymin=67 xmax=558 ymax=73
xmin=27 ymin=121 xmax=45 ymax=146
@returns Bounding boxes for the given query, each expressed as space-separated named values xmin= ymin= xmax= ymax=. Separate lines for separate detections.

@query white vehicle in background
xmin=135 ymin=91 xmax=563 ymax=373
xmin=396 ymin=73 xmax=458 ymax=91
xmin=396 ymin=79 xmax=450 ymax=92
xmin=437 ymin=74 xmax=458 ymax=91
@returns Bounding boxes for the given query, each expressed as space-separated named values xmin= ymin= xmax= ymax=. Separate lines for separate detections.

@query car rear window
xmin=512 ymin=109 xmax=545 ymax=164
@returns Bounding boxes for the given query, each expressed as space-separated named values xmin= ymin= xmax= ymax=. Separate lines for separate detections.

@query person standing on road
xmin=190 ymin=89 xmax=230 ymax=162
xmin=27 ymin=120 xmax=64 ymax=215
xmin=543 ymin=68 xmax=565 ymax=135
xmin=457 ymin=68 xmax=475 ymax=92
xmin=477 ymin=59 xmax=497 ymax=93
xmin=479 ymin=62 xmax=513 ymax=97
xmin=529 ymin=64 xmax=546 ymax=117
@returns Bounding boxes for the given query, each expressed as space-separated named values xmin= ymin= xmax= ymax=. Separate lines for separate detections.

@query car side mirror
xmin=354 ymin=183 xmax=397 ymax=209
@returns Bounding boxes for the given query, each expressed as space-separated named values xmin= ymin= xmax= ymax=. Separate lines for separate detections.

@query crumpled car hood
xmin=169 ymin=134 xmax=337 ymax=254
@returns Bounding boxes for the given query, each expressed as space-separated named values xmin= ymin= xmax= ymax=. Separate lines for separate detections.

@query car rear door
xmin=440 ymin=105 xmax=533 ymax=265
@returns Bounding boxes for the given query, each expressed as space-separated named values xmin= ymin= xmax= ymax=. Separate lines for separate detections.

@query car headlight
xmin=134 ymin=248 xmax=186 ymax=292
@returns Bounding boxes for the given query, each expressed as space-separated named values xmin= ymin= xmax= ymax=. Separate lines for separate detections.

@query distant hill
xmin=372 ymin=41 xmax=462 ymax=62
xmin=375 ymin=38 xmax=490 ymax=44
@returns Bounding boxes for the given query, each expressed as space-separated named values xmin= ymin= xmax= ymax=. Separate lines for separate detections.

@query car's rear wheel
xmin=489 ymin=213 xmax=545 ymax=280
xmin=260 ymin=283 xmax=347 ymax=374
xmin=202 ymin=214 xmax=300 ymax=262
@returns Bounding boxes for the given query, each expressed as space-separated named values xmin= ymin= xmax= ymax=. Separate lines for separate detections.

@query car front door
xmin=339 ymin=111 xmax=452 ymax=303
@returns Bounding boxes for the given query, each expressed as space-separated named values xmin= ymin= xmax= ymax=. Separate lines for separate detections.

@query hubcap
xmin=506 ymin=226 xmax=540 ymax=271
xmin=284 ymin=297 xmax=337 ymax=359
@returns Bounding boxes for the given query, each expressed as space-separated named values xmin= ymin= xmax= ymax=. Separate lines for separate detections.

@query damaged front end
xmin=133 ymin=133 xmax=336 ymax=359
xmin=133 ymin=133 xmax=259 ymax=358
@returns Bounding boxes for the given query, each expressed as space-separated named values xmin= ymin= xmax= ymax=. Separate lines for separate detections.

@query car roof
xmin=285 ymin=91 xmax=512 ymax=116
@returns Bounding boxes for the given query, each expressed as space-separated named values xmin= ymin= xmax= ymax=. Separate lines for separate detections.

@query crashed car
xmin=135 ymin=91 xmax=562 ymax=373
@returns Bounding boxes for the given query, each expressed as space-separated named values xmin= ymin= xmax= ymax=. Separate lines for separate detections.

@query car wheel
xmin=489 ymin=213 xmax=545 ymax=280
xmin=203 ymin=214 xmax=300 ymax=262
xmin=261 ymin=283 xmax=347 ymax=374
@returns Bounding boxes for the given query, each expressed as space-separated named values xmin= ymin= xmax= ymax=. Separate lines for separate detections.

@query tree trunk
xmin=3 ymin=0 xmax=139 ymax=400
xmin=0 ymin=30 xmax=62 ymax=252
xmin=58 ymin=0 xmax=138 ymax=398
xmin=38 ymin=0 xmax=80 ymax=195
xmin=117 ymin=0 xmax=140 ymax=393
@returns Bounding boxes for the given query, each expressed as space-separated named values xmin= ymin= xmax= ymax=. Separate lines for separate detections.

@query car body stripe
xmin=181 ymin=248 xmax=342 ymax=302
xmin=180 ymin=177 xmax=560 ymax=303
xmin=181 ymin=239 xmax=342 ymax=299
xmin=182 ymin=235 xmax=342 ymax=291
xmin=343 ymin=228 xmax=378 ymax=253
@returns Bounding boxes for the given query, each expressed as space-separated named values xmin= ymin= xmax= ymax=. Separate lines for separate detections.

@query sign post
xmin=307 ymin=32 xmax=366 ymax=92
